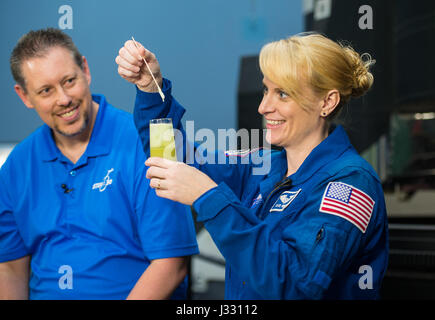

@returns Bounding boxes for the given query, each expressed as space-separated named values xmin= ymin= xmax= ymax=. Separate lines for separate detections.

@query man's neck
xmin=54 ymin=101 xmax=99 ymax=164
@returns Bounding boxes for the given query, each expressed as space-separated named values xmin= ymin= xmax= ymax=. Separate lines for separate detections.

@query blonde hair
xmin=259 ymin=33 xmax=375 ymax=116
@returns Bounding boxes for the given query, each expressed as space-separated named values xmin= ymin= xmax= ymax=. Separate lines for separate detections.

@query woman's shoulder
xmin=318 ymin=148 xmax=382 ymax=198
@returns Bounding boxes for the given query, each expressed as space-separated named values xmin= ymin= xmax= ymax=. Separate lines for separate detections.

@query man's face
xmin=15 ymin=46 xmax=93 ymax=139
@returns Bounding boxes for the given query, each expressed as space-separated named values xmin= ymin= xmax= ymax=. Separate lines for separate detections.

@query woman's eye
xmin=279 ymin=91 xmax=289 ymax=99
xmin=262 ymin=86 xmax=268 ymax=95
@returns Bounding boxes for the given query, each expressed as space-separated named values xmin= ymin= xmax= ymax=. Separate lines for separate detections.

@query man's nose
xmin=57 ymin=87 xmax=72 ymax=107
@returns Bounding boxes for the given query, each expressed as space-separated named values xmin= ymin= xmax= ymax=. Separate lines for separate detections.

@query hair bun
xmin=343 ymin=47 xmax=375 ymax=98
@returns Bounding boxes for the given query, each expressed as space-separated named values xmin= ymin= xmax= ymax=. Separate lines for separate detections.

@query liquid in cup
xmin=149 ymin=118 xmax=177 ymax=161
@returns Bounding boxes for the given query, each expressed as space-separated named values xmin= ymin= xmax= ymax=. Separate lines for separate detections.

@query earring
xmin=322 ymin=112 xmax=327 ymax=117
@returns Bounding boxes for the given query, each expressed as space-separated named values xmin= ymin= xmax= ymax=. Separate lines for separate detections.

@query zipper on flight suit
xmin=259 ymin=177 xmax=293 ymax=219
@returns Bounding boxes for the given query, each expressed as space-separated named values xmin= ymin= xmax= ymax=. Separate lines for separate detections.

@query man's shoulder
xmin=103 ymin=101 xmax=136 ymax=131
xmin=8 ymin=126 xmax=46 ymax=159
xmin=99 ymin=100 xmax=144 ymax=156
xmin=0 ymin=126 xmax=46 ymax=179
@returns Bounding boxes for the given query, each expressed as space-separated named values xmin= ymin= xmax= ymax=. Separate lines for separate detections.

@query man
xmin=0 ymin=28 xmax=198 ymax=299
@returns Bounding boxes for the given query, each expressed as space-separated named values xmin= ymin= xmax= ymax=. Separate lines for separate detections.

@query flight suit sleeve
xmin=193 ymin=169 xmax=387 ymax=299
xmin=287 ymin=170 xmax=388 ymax=298
xmin=0 ymin=160 xmax=30 ymax=262
xmin=134 ymin=78 xmax=186 ymax=158
xmin=133 ymin=78 xmax=256 ymax=199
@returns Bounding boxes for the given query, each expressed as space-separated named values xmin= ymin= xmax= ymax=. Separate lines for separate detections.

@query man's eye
xmin=66 ymin=78 xmax=76 ymax=85
xmin=39 ymin=88 xmax=51 ymax=95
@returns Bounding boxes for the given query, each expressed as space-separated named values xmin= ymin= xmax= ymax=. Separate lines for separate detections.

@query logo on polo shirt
xmin=92 ymin=168 xmax=114 ymax=192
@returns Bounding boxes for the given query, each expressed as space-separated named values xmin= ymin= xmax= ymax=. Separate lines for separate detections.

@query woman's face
xmin=258 ymin=76 xmax=325 ymax=150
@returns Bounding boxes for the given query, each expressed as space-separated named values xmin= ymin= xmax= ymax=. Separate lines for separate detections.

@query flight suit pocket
xmin=303 ymin=222 xmax=350 ymax=296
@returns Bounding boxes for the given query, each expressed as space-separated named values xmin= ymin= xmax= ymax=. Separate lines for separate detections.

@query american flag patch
xmin=319 ymin=182 xmax=375 ymax=233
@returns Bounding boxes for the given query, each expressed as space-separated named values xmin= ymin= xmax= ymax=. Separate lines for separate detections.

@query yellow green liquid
xmin=150 ymin=123 xmax=177 ymax=161
xmin=150 ymin=144 xmax=176 ymax=160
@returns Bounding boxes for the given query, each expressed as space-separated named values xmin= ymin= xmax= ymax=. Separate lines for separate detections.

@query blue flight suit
xmin=134 ymin=79 xmax=389 ymax=299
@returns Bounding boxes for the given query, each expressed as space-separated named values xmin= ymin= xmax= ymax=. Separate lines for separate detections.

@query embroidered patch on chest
xmin=270 ymin=189 xmax=301 ymax=212
xmin=250 ymin=193 xmax=263 ymax=208
xmin=92 ymin=168 xmax=114 ymax=192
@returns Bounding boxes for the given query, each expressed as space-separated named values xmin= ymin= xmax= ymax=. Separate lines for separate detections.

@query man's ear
xmin=81 ymin=56 xmax=91 ymax=86
xmin=14 ymin=84 xmax=34 ymax=110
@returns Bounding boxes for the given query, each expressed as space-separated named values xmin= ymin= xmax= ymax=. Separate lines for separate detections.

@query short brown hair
xmin=10 ymin=28 xmax=83 ymax=91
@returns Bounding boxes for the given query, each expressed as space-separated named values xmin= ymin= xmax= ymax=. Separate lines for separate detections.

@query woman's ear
xmin=320 ymin=89 xmax=340 ymax=117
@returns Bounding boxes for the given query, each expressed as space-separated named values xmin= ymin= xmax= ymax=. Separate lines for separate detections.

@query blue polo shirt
xmin=0 ymin=94 xmax=199 ymax=299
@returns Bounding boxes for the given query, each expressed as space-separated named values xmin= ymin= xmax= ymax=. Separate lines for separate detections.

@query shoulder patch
xmin=319 ymin=181 xmax=375 ymax=233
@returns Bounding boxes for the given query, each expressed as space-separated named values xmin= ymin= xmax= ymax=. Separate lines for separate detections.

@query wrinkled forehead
xmin=20 ymin=46 xmax=79 ymax=89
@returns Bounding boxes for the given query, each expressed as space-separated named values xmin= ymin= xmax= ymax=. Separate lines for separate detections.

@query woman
xmin=116 ymin=33 xmax=389 ymax=299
